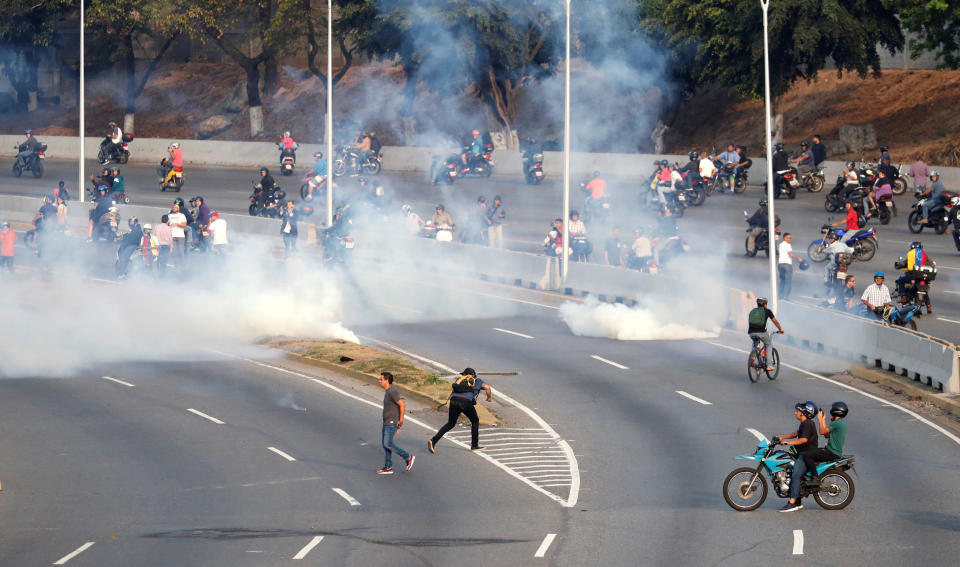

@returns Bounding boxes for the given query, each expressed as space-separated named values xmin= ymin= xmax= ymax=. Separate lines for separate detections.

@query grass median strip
xmin=262 ymin=338 xmax=498 ymax=426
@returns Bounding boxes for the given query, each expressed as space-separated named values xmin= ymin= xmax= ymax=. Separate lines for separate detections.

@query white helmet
xmin=143 ymin=223 xmax=152 ymax=230
xmin=170 ymin=141 xmax=180 ymax=149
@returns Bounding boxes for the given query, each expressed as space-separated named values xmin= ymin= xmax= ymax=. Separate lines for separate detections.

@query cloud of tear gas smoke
xmin=0 ymin=236 xmax=356 ymax=378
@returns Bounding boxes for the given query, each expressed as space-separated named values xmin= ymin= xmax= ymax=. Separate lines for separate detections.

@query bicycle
xmin=747 ymin=332 xmax=781 ymax=383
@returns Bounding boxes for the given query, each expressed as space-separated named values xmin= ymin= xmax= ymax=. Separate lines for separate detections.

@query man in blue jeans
xmin=378 ymin=372 xmax=415 ymax=475
xmin=428 ymin=367 xmax=494 ymax=453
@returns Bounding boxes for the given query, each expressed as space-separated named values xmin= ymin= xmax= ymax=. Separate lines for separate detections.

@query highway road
xmin=2 ymin=156 xmax=959 ymax=566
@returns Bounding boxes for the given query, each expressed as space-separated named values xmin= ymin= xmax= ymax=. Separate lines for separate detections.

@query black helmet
xmin=830 ymin=401 xmax=849 ymax=418
xmin=795 ymin=400 xmax=818 ymax=419
xmin=313 ymin=151 xmax=323 ymax=159
xmin=260 ymin=167 xmax=269 ymax=175
xmin=800 ymin=140 xmax=809 ymax=147
xmin=759 ymin=199 xmax=767 ymax=207
xmin=846 ymin=160 xmax=855 ymax=168
xmin=173 ymin=197 xmax=185 ymax=207
xmin=880 ymin=145 xmax=889 ymax=152
xmin=688 ymin=151 xmax=698 ymax=160
xmin=774 ymin=142 xmax=784 ymax=151
xmin=193 ymin=196 xmax=204 ymax=203
xmin=910 ymin=241 xmax=922 ymax=250
xmin=436 ymin=204 xmax=444 ymax=211
xmin=461 ymin=367 xmax=477 ymax=377
xmin=592 ymin=170 xmax=600 ymax=178
xmin=25 ymin=129 xmax=32 ymax=136
xmin=756 ymin=296 xmax=768 ymax=306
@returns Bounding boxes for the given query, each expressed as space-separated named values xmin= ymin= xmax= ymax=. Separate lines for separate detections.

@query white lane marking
xmin=357 ymin=339 xmax=581 ymax=508
xmin=267 ymin=446 xmax=296 ymax=462
xmin=941 ymin=291 xmax=960 ymax=295
xmin=746 ymin=428 xmax=767 ymax=442
xmin=54 ymin=542 xmax=95 ymax=565
xmin=706 ymin=341 xmax=960 ymax=446
xmin=102 ymin=375 xmax=135 ymax=387
xmin=793 ymin=530 xmax=804 ymax=555
xmin=676 ymin=390 xmax=712 ymax=405
xmin=935 ymin=265 xmax=960 ymax=271
xmin=494 ymin=327 xmax=535 ymax=339
xmin=292 ymin=535 xmax=324 ymax=560
xmin=187 ymin=408 xmax=225 ymax=424
xmin=332 ymin=487 xmax=361 ymax=507
xmin=590 ymin=355 xmax=629 ymax=370
xmin=534 ymin=533 xmax=557 ymax=558
xmin=936 ymin=317 xmax=960 ymax=324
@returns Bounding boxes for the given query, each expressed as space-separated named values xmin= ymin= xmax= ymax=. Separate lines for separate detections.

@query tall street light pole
xmin=760 ymin=0 xmax=778 ymax=311
xmin=561 ymin=0 xmax=571 ymax=283
xmin=326 ymin=0 xmax=334 ymax=227
xmin=79 ymin=0 xmax=85 ymax=203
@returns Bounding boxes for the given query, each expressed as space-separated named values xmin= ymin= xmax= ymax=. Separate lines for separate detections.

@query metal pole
xmin=325 ymin=0 xmax=334 ymax=227
xmin=561 ymin=0 xmax=571 ymax=282
xmin=79 ymin=1 xmax=85 ymax=203
xmin=760 ymin=0 xmax=778 ymax=311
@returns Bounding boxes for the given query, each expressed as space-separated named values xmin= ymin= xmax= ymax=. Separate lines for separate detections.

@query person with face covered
xmin=116 ymin=217 xmax=143 ymax=279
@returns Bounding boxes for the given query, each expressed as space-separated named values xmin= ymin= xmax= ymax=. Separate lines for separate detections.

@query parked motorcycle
xmin=158 ymin=157 xmax=184 ymax=192
xmin=807 ymin=224 xmax=877 ymax=262
xmin=800 ymin=166 xmax=826 ymax=192
xmin=97 ymin=133 xmax=134 ymax=165
xmin=12 ymin=143 xmax=47 ymax=178
xmin=723 ymin=438 xmax=855 ymax=512
xmin=907 ymin=192 xmax=959 ymax=234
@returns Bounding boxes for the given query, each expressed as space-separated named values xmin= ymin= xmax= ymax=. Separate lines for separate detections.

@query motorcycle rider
xmin=771 ymin=142 xmax=789 ymax=197
xmin=831 ymin=201 xmax=861 ymax=245
xmin=279 ymin=130 xmax=297 ymax=160
xmin=304 ymin=152 xmax=328 ymax=200
xmin=110 ymin=167 xmax=126 ymax=199
xmin=522 ymin=137 xmax=543 ymax=173
xmin=568 ymin=210 xmax=591 ymax=259
xmin=351 ymin=129 xmax=372 ymax=167
xmin=89 ymin=167 xmax=114 ymax=196
xmin=745 ymin=200 xmax=769 ymax=255
xmin=828 ymin=161 xmax=860 ymax=204
xmin=811 ymin=134 xmax=827 ymax=168
xmin=116 ymin=216 xmax=143 ymax=279
xmin=747 ymin=296 xmax=784 ymax=370
xmin=255 ymin=166 xmax=278 ymax=208
xmin=16 ymin=130 xmax=43 ymax=166
xmin=772 ymin=401 xmax=820 ymax=513
xmin=790 ymin=140 xmax=815 ymax=176
xmin=717 ymin=143 xmax=740 ymax=191
xmin=100 ymin=121 xmax=123 ymax=164
xmin=161 ymin=141 xmax=183 ymax=186
xmin=431 ymin=204 xmax=454 ymax=228
xmin=461 ymin=129 xmax=484 ymax=172
xmin=918 ymin=170 xmax=944 ymax=224
xmin=86 ymin=186 xmax=113 ymax=241
xmin=896 ymin=241 xmax=934 ymax=313
xmin=861 ymin=271 xmax=893 ymax=318
xmin=681 ymin=151 xmax=701 ymax=180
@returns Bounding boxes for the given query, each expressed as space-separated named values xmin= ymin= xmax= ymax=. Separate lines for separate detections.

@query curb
xmin=848 ymin=366 xmax=960 ymax=418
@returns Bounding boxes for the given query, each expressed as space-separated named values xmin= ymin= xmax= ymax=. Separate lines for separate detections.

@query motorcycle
xmin=430 ymin=154 xmax=460 ymax=185
xmin=299 ymin=173 xmax=327 ymax=201
xmin=907 ymin=192 xmax=959 ymax=234
xmin=807 ymin=224 xmax=877 ymax=263
xmin=775 ymin=168 xmax=799 ymax=200
xmin=249 ymin=183 xmax=285 ymax=218
xmin=459 ymin=143 xmax=495 ymax=178
xmin=821 ymin=251 xmax=854 ymax=307
xmin=582 ymin=192 xmax=613 ymax=224
xmin=570 ymin=234 xmax=592 ymax=262
xmin=875 ymin=193 xmax=897 ymax=225
xmin=800 ymin=166 xmax=826 ymax=192
xmin=92 ymin=206 xmax=121 ymax=243
xmin=332 ymin=145 xmax=382 ymax=177
xmin=523 ymin=151 xmax=544 ymax=185
xmin=743 ymin=212 xmax=781 ymax=257
xmin=651 ymin=235 xmax=689 ymax=272
xmin=895 ymin=258 xmax=937 ymax=312
xmin=97 ymin=133 xmax=134 ymax=165
xmin=158 ymin=157 xmax=184 ymax=192
xmin=88 ymin=180 xmax=130 ymax=204
xmin=648 ymin=181 xmax=686 ymax=217
xmin=323 ymin=235 xmax=355 ymax=267
xmin=677 ymin=172 xmax=707 ymax=206
xmin=422 ymin=222 xmax=455 ymax=242
xmin=713 ymin=160 xmax=747 ymax=193
xmin=12 ymin=143 xmax=47 ymax=178
xmin=723 ymin=438 xmax=855 ymax=512
xmin=278 ymin=142 xmax=298 ymax=176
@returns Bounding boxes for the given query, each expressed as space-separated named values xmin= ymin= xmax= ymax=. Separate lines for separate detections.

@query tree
xmin=895 ymin=0 xmax=960 ymax=69
xmin=0 ymin=0 xmax=73 ymax=112
xmin=86 ymin=0 xmax=180 ymax=133
xmin=177 ymin=0 xmax=302 ymax=137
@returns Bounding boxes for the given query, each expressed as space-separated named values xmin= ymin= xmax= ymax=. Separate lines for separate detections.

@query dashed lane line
xmin=705 ymin=340 xmax=960 ymax=446
xmin=187 ymin=408 xmax=225 ymax=425
xmin=590 ymin=355 xmax=629 ymax=370
xmin=292 ymin=535 xmax=324 ymax=560
xmin=102 ymin=376 xmax=135 ymax=387
xmin=793 ymin=530 xmax=804 ymax=555
xmin=53 ymin=542 xmax=95 ymax=565
xmin=534 ymin=533 xmax=557 ymax=558
xmin=267 ymin=446 xmax=296 ymax=462
xmin=676 ymin=390 xmax=712 ymax=405
xmin=936 ymin=317 xmax=960 ymax=324
xmin=494 ymin=327 xmax=535 ymax=339
xmin=331 ymin=487 xmax=361 ymax=507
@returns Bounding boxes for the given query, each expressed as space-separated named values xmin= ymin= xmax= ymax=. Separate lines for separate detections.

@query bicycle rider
xmin=747 ymin=297 xmax=784 ymax=371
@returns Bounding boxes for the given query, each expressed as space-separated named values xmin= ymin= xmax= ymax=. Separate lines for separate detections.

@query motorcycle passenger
xmin=790 ymin=140 xmax=815 ymax=176
xmin=878 ymin=144 xmax=891 ymax=165
xmin=804 ymin=401 xmax=848 ymax=476
xmin=771 ymin=142 xmax=789 ymax=197
xmin=918 ymin=170 xmax=944 ymax=224
xmin=431 ymin=204 xmax=454 ymax=227
xmin=543 ymin=218 xmax=564 ymax=257
xmin=656 ymin=163 xmax=674 ymax=210
xmin=16 ymin=130 xmax=43 ymax=166
xmin=461 ymin=129 xmax=484 ymax=172
xmin=811 ymin=134 xmax=827 ymax=168
xmin=110 ymin=167 xmax=125 ymax=198
xmin=734 ymin=144 xmax=751 ymax=179
xmin=116 ymin=216 xmax=143 ymax=279
xmin=304 ymin=152 xmax=328 ymax=200
xmin=746 ymin=297 xmax=784 ymax=371
xmin=717 ymin=144 xmax=740 ymax=191
xmin=865 ymin=169 xmax=893 ymax=217
xmin=861 ymin=271 xmax=893 ymax=318
xmin=681 ymin=151 xmax=700 ymax=180
xmin=100 ymin=122 xmax=123 ymax=164
xmin=772 ymin=401 xmax=820 ymax=513
xmin=896 ymin=241 xmax=934 ymax=313
xmin=90 ymin=167 xmax=114 ymax=196
xmin=368 ymin=131 xmax=381 ymax=156
xmin=745 ymin=200 xmax=769 ymax=255
xmin=279 ymin=130 xmax=297 ymax=160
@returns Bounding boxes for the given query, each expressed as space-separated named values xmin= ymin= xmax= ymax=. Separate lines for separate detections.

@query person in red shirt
xmin=168 ymin=142 xmax=183 ymax=168
xmin=0 ymin=221 xmax=17 ymax=277
xmin=831 ymin=201 xmax=860 ymax=245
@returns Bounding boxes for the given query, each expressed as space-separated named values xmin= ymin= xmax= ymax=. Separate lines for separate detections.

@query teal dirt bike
xmin=723 ymin=439 xmax=856 ymax=511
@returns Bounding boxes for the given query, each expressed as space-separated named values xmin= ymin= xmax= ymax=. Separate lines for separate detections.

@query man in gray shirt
xmin=378 ymin=371 xmax=414 ymax=475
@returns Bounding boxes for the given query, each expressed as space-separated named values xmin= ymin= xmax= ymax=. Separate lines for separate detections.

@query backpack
xmin=748 ymin=307 xmax=767 ymax=328
xmin=451 ymin=374 xmax=476 ymax=394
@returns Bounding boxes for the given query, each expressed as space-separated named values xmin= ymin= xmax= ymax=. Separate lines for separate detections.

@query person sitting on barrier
xmin=861 ymin=271 xmax=892 ymax=318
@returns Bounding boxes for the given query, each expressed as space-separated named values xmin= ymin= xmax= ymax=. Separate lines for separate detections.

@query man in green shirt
xmin=803 ymin=401 xmax=848 ymax=474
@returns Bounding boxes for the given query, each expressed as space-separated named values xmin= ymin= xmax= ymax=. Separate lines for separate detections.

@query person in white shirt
xmin=167 ymin=202 xmax=187 ymax=270
xmin=698 ymin=151 xmax=717 ymax=181
xmin=629 ymin=228 xmax=652 ymax=270
xmin=207 ymin=211 xmax=227 ymax=255
xmin=778 ymin=233 xmax=803 ymax=300
xmin=861 ymin=271 xmax=892 ymax=318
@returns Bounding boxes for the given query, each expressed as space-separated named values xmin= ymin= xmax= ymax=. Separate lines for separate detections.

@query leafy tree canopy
xmin=894 ymin=0 xmax=960 ymax=68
